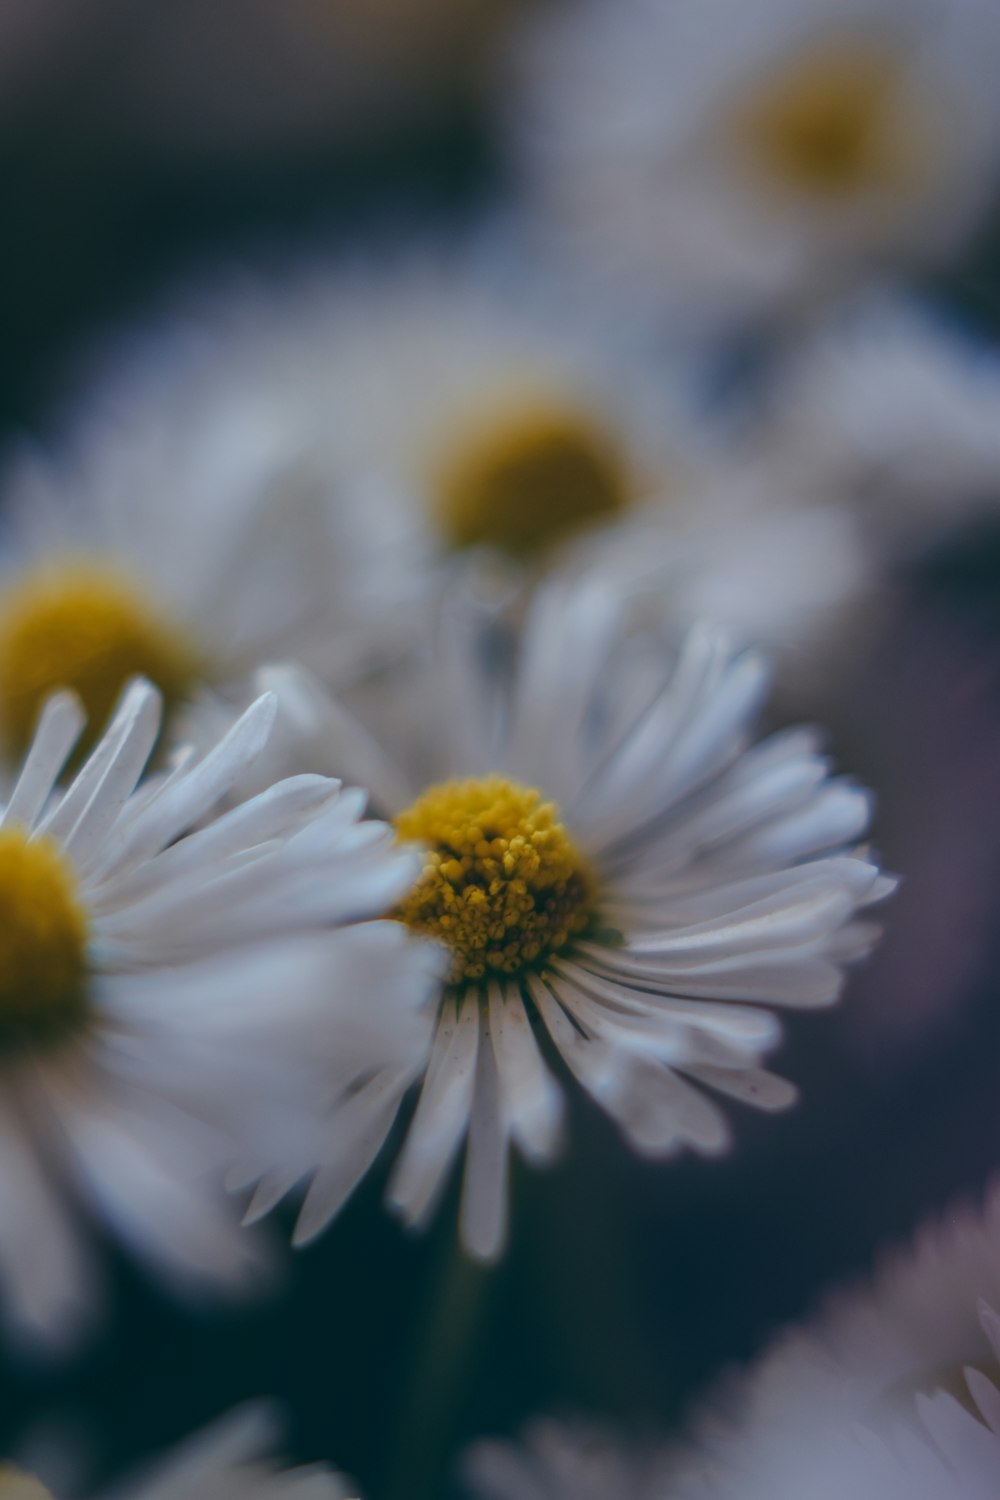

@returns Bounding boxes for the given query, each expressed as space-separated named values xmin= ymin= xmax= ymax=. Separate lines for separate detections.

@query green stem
xmin=383 ymin=1231 xmax=493 ymax=1500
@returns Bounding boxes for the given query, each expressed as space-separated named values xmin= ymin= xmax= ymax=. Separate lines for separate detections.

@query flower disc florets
xmin=0 ymin=826 xmax=88 ymax=1053
xmin=0 ymin=562 xmax=199 ymax=763
xmin=434 ymin=400 xmax=629 ymax=557
xmin=735 ymin=37 xmax=909 ymax=198
xmin=395 ymin=775 xmax=596 ymax=983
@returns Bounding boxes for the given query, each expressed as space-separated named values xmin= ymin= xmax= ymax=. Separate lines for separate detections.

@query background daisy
xmin=661 ymin=1180 xmax=1000 ymax=1494
xmin=749 ymin=294 xmax=1000 ymax=552
xmin=509 ymin=0 xmax=1000 ymax=337
xmin=15 ymin=1403 xmax=354 ymax=1500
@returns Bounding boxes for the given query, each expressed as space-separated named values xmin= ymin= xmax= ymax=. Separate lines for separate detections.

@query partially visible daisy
xmin=89 ymin=242 xmax=716 ymax=570
xmin=0 ymin=315 xmax=376 ymax=769
xmin=7 ymin=1403 xmax=354 ymax=1499
xmin=659 ymin=1183 xmax=1000 ymax=1498
xmin=240 ymin=574 xmax=891 ymax=1261
xmin=753 ymin=295 xmax=1000 ymax=552
xmin=465 ymin=1330 xmax=1000 ymax=1500
xmin=510 ymin=0 xmax=1000 ymax=334
xmin=0 ymin=676 xmax=432 ymax=1348
xmin=464 ymin=1188 xmax=1000 ymax=1500
xmin=95 ymin=245 xmax=871 ymax=685
xmin=464 ymin=1421 xmax=661 ymax=1500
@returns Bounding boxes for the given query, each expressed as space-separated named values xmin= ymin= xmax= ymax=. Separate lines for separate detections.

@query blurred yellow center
xmin=434 ymin=401 xmax=630 ymax=557
xmin=0 ymin=562 xmax=200 ymax=762
xmin=0 ymin=1469 xmax=55 ymax=1500
xmin=737 ymin=38 xmax=909 ymax=196
xmin=395 ymin=776 xmax=595 ymax=983
xmin=0 ymin=827 xmax=89 ymax=1053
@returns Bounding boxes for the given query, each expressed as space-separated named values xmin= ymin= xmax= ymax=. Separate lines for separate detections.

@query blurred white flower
xmin=286 ymin=245 xmax=873 ymax=668
xmin=753 ymin=296 xmax=1000 ymax=553
xmin=0 ymin=677 xmax=431 ymax=1349
xmin=241 ymin=574 xmax=890 ymax=1262
xmin=464 ymin=1189 xmax=1000 ymax=1499
xmin=0 ymin=351 xmax=367 ymax=768
xmin=464 ymin=1421 xmax=661 ymax=1500
xmin=510 ymin=0 xmax=1000 ymax=335
xmin=84 ymin=247 xmax=870 ymax=685
xmin=660 ymin=1185 xmax=1000 ymax=1498
xmin=11 ymin=1403 xmax=354 ymax=1500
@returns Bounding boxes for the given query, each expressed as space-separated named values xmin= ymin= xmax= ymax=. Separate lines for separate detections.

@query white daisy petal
xmin=290 ymin=1066 xmax=417 ymax=1249
xmin=487 ymin=984 xmax=564 ymax=1166
xmin=2 ymin=690 xmax=85 ymax=831
xmin=387 ymin=995 xmax=481 ymax=1230
xmin=97 ymin=1403 xmax=353 ymax=1500
xmin=39 ymin=678 xmax=162 ymax=847
xmin=96 ymin=691 xmax=277 ymax=874
xmin=460 ymin=1004 xmax=510 ymax=1263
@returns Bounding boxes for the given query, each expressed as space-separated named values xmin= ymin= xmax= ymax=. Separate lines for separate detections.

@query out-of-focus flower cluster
xmin=3 ymin=0 xmax=1000 ymax=1495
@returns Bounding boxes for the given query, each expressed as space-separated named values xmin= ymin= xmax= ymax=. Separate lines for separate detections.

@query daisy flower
xmin=656 ymin=1183 xmax=1000 ymax=1498
xmin=465 ymin=1188 xmax=1000 ymax=1500
xmin=5 ymin=1403 xmax=354 ymax=1500
xmin=465 ymin=1330 xmax=1000 ymax=1500
xmin=752 ymin=295 xmax=1000 ymax=553
xmin=0 ymin=676 xmax=431 ymax=1349
xmin=510 ymin=0 xmax=1000 ymax=335
xmin=0 ymin=315 xmax=369 ymax=771
xmin=73 ymin=245 xmax=870 ymax=688
xmin=241 ymin=574 xmax=891 ymax=1261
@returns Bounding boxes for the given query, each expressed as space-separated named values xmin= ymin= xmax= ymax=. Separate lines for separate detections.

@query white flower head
xmin=465 ymin=1191 xmax=1000 ymax=1500
xmin=104 ymin=243 xmax=872 ymax=689
xmin=3 ymin=241 xmax=875 ymax=709
xmin=5 ymin=1403 xmax=355 ymax=1500
xmin=756 ymin=295 xmax=1000 ymax=551
xmin=241 ymin=242 xmax=714 ymax=562
xmin=241 ymin=574 xmax=891 ymax=1262
xmin=659 ymin=1185 xmax=1000 ymax=1499
xmin=510 ymin=0 xmax=1000 ymax=333
xmin=126 ymin=242 xmax=722 ymax=578
xmin=0 ymin=676 xmax=432 ymax=1350
xmin=0 ymin=297 xmax=389 ymax=773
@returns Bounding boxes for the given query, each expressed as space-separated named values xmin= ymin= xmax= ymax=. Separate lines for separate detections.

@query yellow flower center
xmin=0 ymin=562 xmax=200 ymax=764
xmin=734 ymin=37 xmax=915 ymax=198
xmin=395 ymin=776 xmax=596 ymax=984
xmin=433 ymin=399 xmax=630 ymax=558
xmin=0 ymin=827 xmax=89 ymax=1054
xmin=0 ymin=1469 xmax=55 ymax=1500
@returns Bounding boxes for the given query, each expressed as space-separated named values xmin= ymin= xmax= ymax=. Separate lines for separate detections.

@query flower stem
xmin=383 ymin=1230 xmax=493 ymax=1500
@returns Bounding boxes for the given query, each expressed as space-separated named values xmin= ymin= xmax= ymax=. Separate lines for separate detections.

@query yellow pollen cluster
xmin=395 ymin=776 xmax=596 ymax=984
xmin=434 ymin=399 xmax=630 ymax=558
xmin=0 ymin=1468 xmax=55 ymax=1500
xmin=0 ymin=827 xmax=89 ymax=1053
xmin=0 ymin=561 xmax=201 ymax=764
xmin=736 ymin=38 xmax=908 ymax=197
